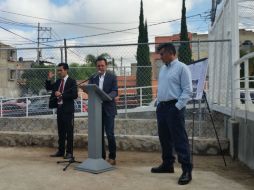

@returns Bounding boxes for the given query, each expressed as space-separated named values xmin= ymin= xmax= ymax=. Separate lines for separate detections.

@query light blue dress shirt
xmin=157 ymin=58 xmax=192 ymax=110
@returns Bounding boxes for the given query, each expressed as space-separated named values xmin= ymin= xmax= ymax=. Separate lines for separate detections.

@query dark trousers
xmin=156 ymin=102 xmax=192 ymax=172
xmin=102 ymin=112 xmax=116 ymax=160
xmin=57 ymin=108 xmax=74 ymax=155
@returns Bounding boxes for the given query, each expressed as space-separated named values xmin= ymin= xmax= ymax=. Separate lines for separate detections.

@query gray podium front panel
xmin=76 ymin=84 xmax=114 ymax=173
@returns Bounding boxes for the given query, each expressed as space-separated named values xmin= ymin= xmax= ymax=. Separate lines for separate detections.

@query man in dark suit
xmin=45 ymin=63 xmax=78 ymax=159
xmin=89 ymin=57 xmax=118 ymax=165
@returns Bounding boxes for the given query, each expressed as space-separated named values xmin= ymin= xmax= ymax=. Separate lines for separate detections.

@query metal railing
xmin=233 ymin=52 xmax=254 ymax=118
xmin=0 ymin=85 xmax=157 ymax=118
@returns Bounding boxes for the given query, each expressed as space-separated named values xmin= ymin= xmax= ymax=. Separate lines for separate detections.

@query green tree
xmin=136 ymin=0 xmax=152 ymax=105
xmin=178 ymin=0 xmax=192 ymax=64
xmin=21 ymin=63 xmax=97 ymax=95
xmin=85 ymin=53 xmax=116 ymax=67
xmin=21 ymin=64 xmax=54 ymax=95
xmin=85 ymin=54 xmax=97 ymax=66
xmin=69 ymin=63 xmax=96 ymax=81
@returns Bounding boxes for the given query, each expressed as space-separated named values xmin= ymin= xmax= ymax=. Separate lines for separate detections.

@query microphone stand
xmin=57 ymin=112 xmax=82 ymax=171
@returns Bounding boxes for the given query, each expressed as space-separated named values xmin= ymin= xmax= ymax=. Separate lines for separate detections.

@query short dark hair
xmin=96 ymin=56 xmax=108 ymax=65
xmin=157 ymin=43 xmax=176 ymax=55
xmin=58 ymin=63 xmax=69 ymax=70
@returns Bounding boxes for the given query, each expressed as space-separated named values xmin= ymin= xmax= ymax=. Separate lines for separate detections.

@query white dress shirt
xmin=99 ymin=72 xmax=105 ymax=90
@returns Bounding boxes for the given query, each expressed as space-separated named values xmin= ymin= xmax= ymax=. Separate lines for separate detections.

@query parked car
xmin=0 ymin=103 xmax=26 ymax=117
xmin=116 ymin=95 xmax=139 ymax=109
xmin=28 ymin=99 xmax=53 ymax=116
xmin=74 ymin=99 xmax=88 ymax=113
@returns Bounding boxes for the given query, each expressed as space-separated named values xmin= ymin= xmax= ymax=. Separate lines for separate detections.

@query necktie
xmin=58 ymin=79 xmax=64 ymax=103
xmin=59 ymin=79 xmax=64 ymax=93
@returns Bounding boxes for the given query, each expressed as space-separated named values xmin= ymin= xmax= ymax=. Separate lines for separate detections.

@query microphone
xmin=92 ymin=71 xmax=101 ymax=79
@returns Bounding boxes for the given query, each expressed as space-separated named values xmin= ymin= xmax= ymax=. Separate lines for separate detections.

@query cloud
xmin=0 ymin=0 xmax=209 ymax=63
xmin=0 ymin=0 xmax=189 ymax=43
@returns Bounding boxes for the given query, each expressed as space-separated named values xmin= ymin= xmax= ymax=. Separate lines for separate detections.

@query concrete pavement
xmin=0 ymin=147 xmax=253 ymax=190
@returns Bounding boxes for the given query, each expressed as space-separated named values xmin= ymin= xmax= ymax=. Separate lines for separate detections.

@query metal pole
xmin=81 ymin=94 xmax=83 ymax=113
xmin=64 ymin=39 xmax=67 ymax=64
xmin=197 ymin=40 xmax=202 ymax=136
xmin=0 ymin=99 xmax=2 ymax=117
xmin=124 ymin=66 xmax=127 ymax=118
xmin=120 ymin=57 xmax=123 ymax=75
xmin=26 ymin=97 xmax=28 ymax=117
xmin=60 ymin=47 xmax=63 ymax=63
xmin=140 ymin=87 xmax=142 ymax=107
xmin=197 ymin=39 xmax=200 ymax=60
xmin=37 ymin=22 xmax=40 ymax=65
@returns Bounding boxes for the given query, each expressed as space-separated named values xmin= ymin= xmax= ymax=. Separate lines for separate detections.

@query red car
xmin=0 ymin=103 xmax=26 ymax=117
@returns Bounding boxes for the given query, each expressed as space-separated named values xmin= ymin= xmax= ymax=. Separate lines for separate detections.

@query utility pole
xmin=64 ymin=39 xmax=67 ymax=64
xmin=37 ymin=23 xmax=52 ymax=65
xmin=60 ymin=48 xmax=63 ymax=63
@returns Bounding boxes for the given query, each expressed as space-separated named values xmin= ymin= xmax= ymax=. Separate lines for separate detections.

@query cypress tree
xmin=136 ymin=0 xmax=152 ymax=105
xmin=178 ymin=0 xmax=192 ymax=64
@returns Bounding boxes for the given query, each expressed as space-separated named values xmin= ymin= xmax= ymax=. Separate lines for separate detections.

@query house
xmin=0 ymin=42 xmax=34 ymax=98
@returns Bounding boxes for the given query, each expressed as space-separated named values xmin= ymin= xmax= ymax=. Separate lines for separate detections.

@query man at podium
xmin=89 ymin=57 xmax=118 ymax=165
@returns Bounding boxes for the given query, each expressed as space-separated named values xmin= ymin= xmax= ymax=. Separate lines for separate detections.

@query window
xmin=9 ymin=69 xmax=22 ymax=80
xmin=8 ymin=49 xmax=16 ymax=61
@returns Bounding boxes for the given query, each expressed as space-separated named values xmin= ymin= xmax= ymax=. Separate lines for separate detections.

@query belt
xmin=57 ymin=104 xmax=63 ymax=108
xmin=159 ymin=99 xmax=177 ymax=105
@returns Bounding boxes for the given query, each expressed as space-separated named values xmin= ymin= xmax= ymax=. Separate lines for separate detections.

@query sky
xmin=0 ymin=0 xmax=212 ymax=63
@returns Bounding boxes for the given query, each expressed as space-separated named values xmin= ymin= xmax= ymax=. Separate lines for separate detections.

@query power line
xmin=0 ymin=9 xmax=135 ymax=34
xmin=0 ymin=16 xmax=37 ymax=28
xmin=0 ymin=24 xmax=59 ymax=48
xmin=33 ymin=14 xmax=203 ymax=44
xmin=51 ymin=29 xmax=86 ymax=62
xmin=0 ymin=25 xmax=36 ymax=43
xmin=0 ymin=10 xmax=209 ymax=47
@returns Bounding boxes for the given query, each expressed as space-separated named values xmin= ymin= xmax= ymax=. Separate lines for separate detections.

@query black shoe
xmin=178 ymin=171 xmax=192 ymax=185
xmin=50 ymin=151 xmax=64 ymax=157
xmin=151 ymin=164 xmax=174 ymax=173
xmin=64 ymin=153 xmax=73 ymax=159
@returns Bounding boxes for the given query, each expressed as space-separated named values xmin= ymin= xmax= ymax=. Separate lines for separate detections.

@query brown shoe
xmin=107 ymin=159 xmax=116 ymax=165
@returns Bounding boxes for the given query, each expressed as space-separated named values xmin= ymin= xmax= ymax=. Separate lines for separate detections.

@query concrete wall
xmin=237 ymin=118 xmax=254 ymax=169
xmin=0 ymin=117 xmax=229 ymax=155
xmin=227 ymin=118 xmax=254 ymax=170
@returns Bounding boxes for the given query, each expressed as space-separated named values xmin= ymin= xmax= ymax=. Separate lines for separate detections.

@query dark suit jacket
xmin=45 ymin=77 xmax=78 ymax=113
xmin=89 ymin=71 xmax=118 ymax=116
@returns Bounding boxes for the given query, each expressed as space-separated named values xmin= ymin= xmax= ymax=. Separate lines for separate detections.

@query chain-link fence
xmin=0 ymin=41 xmax=227 ymax=137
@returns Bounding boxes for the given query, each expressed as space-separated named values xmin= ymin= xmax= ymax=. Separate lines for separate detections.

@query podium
xmin=76 ymin=84 xmax=115 ymax=174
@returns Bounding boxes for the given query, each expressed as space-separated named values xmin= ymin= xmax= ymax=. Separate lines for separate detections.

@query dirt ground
xmin=0 ymin=147 xmax=253 ymax=190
